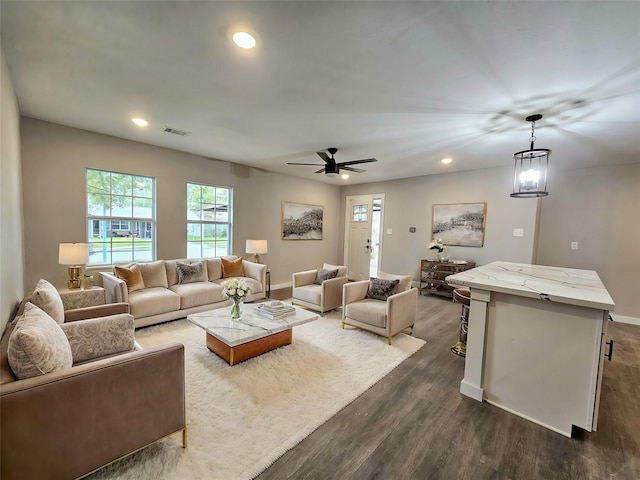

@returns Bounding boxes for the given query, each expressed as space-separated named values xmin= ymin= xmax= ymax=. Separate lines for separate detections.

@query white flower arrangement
xmin=222 ymin=278 xmax=251 ymax=301
xmin=428 ymin=238 xmax=445 ymax=253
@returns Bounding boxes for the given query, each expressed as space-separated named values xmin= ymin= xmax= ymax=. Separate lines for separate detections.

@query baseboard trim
xmin=612 ymin=314 xmax=640 ymax=326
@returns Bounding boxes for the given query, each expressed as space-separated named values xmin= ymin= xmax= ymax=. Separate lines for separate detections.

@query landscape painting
xmin=282 ymin=202 xmax=323 ymax=240
xmin=432 ymin=203 xmax=486 ymax=247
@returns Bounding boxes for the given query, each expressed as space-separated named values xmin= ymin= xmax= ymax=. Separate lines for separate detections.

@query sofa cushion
xmin=346 ymin=299 xmax=387 ymax=328
xmin=136 ymin=260 xmax=168 ymax=288
xmin=377 ymin=271 xmax=412 ymax=292
xmin=177 ymin=260 xmax=208 ymax=284
xmin=366 ymin=278 xmax=400 ymax=301
xmin=222 ymin=257 xmax=244 ymax=278
xmin=314 ymin=268 xmax=338 ymax=285
xmin=31 ymin=278 xmax=65 ymax=324
xmin=7 ymin=303 xmax=73 ymax=379
xmin=114 ymin=265 xmax=145 ymax=293
xmin=60 ymin=314 xmax=135 ymax=364
xmin=323 ymin=263 xmax=347 ymax=277
xmin=169 ymin=282 xmax=226 ymax=309
xmin=292 ymin=284 xmax=322 ymax=305
xmin=165 ymin=259 xmax=189 ymax=287
xmin=128 ymin=287 xmax=181 ymax=319
xmin=206 ymin=258 xmax=223 ymax=281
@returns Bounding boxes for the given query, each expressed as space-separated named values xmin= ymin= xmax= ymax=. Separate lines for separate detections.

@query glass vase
xmin=230 ymin=298 xmax=243 ymax=319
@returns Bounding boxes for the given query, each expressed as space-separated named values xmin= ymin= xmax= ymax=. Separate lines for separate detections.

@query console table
xmin=446 ymin=261 xmax=615 ymax=437
xmin=420 ymin=260 xmax=475 ymax=298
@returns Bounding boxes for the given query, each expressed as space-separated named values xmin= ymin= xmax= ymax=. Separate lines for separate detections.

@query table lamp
xmin=246 ymin=239 xmax=268 ymax=264
xmin=59 ymin=243 xmax=89 ymax=289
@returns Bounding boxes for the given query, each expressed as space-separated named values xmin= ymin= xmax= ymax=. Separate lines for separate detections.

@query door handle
xmin=605 ymin=339 xmax=614 ymax=361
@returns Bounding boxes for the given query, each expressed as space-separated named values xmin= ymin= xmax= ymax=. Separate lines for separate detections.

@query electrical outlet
xmin=513 ymin=228 xmax=524 ymax=237
xmin=386 ymin=228 xmax=393 ymax=235
xmin=571 ymin=241 xmax=578 ymax=250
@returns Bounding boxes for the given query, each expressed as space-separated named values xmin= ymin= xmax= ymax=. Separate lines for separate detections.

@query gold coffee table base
xmin=450 ymin=342 xmax=466 ymax=357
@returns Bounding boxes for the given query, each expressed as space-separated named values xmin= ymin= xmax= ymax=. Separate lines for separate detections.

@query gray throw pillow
xmin=176 ymin=261 xmax=208 ymax=284
xmin=366 ymin=278 xmax=400 ymax=301
xmin=314 ymin=268 xmax=338 ymax=285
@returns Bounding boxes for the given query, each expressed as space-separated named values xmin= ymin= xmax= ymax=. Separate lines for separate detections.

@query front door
xmin=345 ymin=195 xmax=374 ymax=280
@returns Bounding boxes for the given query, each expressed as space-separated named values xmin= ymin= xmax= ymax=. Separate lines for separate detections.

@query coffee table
xmin=187 ymin=304 xmax=318 ymax=365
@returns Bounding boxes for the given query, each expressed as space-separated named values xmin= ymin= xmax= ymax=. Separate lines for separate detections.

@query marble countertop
xmin=446 ymin=261 xmax=615 ymax=310
xmin=187 ymin=304 xmax=318 ymax=347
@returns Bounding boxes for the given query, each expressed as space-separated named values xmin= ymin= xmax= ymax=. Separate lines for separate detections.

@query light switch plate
xmin=513 ymin=228 xmax=524 ymax=237
xmin=386 ymin=228 xmax=393 ymax=235
xmin=571 ymin=241 xmax=578 ymax=250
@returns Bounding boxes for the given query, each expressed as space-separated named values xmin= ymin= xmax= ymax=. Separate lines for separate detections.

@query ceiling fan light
xmin=326 ymin=172 xmax=339 ymax=178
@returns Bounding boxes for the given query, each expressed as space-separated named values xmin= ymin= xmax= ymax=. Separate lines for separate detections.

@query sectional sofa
xmin=100 ymin=256 xmax=267 ymax=328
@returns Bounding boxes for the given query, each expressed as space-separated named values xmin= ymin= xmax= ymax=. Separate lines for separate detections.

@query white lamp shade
xmin=245 ymin=239 xmax=268 ymax=254
xmin=59 ymin=243 xmax=89 ymax=265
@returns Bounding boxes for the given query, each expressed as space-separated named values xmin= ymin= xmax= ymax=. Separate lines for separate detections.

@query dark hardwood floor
xmin=257 ymin=290 xmax=640 ymax=479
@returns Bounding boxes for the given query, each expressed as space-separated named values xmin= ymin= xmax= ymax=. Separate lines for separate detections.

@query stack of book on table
xmin=255 ymin=301 xmax=296 ymax=319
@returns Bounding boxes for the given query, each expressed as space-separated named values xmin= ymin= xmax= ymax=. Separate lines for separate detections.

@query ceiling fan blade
xmin=316 ymin=151 xmax=331 ymax=163
xmin=338 ymin=158 xmax=377 ymax=166
xmin=340 ymin=166 xmax=366 ymax=173
xmin=314 ymin=168 xmax=325 ymax=174
xmin=286 ymin=162 xmax=325 ymax=166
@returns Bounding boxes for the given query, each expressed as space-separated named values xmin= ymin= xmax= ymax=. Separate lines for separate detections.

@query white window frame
xmin=86 ymin=168 xmax=156 ymax=265
xmin=186 ymin=182 xmax=233 ymax=258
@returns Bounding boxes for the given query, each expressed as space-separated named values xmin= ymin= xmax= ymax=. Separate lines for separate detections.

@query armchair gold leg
xmin=387 ymin=336 xmax=392 ymax=345
xmin=182 ymin=427 xmax=188 ymax=448
xmin=341 ymin=322 xmax=345 ymax=329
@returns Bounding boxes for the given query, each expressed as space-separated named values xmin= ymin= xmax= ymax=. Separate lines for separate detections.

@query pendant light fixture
xmin=511 ymin=114 xmax=551 ymax=198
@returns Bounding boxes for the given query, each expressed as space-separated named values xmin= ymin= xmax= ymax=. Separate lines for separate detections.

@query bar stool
xmin=451 ymin=288 xmax=471 ymax=357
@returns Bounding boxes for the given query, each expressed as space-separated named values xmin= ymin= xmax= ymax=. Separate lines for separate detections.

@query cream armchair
xmin=292 ymin=263 xmax=348 ymax=315
xmin=342 ymin=272 xmax=418 ymax=344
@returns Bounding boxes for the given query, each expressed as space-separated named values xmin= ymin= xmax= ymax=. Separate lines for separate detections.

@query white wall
xmin=340 ymin=167 xmax=540 ymax=280
xmin=0 ymin=41 xmax=24 ymax=331
xmin=19 ymin=118 xmax=342 ymax=290
xmin=537 ymin=163 xmax=640 ymax=318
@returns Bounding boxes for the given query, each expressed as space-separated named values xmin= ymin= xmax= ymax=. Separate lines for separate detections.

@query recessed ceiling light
xmin=132 ymin=118 xmax=148 ymax=127
xmin=341 ymin=174 xmax=350 ymax=180
xmin=232 ymin=32 xmax=256 ymax=49
xmin=441 ymin=158 xmax=452 ymax=164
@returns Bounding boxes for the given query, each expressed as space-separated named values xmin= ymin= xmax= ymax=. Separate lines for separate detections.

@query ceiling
xmin=2 ymin=1 xmax=639 ymax=185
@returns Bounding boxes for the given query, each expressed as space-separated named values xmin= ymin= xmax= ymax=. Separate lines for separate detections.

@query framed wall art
xmin=281 ymin=202 xmax=323 ymax=240
xmin=432 ymin=203 xmax=486 ymax=247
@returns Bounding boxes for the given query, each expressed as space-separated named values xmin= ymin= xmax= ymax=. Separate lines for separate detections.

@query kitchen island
xmin=446 ymin=261 xmax=615 ymax=437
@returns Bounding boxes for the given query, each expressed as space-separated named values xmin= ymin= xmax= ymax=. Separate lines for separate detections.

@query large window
xmin=187 ymin=183 xmax=232 ymax=258
xmin=87 ymin=169 xmax=155 ymax=265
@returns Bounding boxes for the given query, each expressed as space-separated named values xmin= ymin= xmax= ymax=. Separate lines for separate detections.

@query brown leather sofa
xmin=0 ymin=296 xmax=186 ymax=480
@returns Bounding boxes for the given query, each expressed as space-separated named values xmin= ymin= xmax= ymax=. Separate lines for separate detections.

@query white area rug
xmin=88 ymin=309 xmax=425 ymax=480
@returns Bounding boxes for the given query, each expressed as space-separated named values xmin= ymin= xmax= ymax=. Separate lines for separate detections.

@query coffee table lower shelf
xmin=205 ymin=328 xmax=293 ymax=366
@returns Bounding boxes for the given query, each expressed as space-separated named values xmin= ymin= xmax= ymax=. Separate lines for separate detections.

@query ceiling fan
xmin=287 ymin=148 xmax=377 ymax=177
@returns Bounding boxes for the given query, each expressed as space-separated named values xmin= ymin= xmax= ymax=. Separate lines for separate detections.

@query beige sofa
xmin=100 ymin=256 xmax=267 ymax=328
xmin=1 ymin=284 xmax=186 ymax=480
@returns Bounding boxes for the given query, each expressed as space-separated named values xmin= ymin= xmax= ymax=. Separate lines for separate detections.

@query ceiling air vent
xmin=161 ymin=126 xmax=191 ymax=137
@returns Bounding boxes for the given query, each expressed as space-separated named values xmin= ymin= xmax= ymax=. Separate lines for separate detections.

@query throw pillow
xmin=136 ymin=260 xmax=169 ymax=288
xmin=377 ymin=271 xmax=412 ymax=292
xmin=7 ymin=303 xmax=73 ymax=379
xmin=221 ymin=257 xmax=244 ymax=278
xmin=366 ymin=277 xmax=400 ymax=301
xmin=314 ymin=268 xmax=338 ymax=285
xmin=114 ymin=265 xmax=145 ymax=293
xmin=176 ymin=261 xmax=208 ymax=284
xmin=30 ymin=278 xmax=65 ymax=324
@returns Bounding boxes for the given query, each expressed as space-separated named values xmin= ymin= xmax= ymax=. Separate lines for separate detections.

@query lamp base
xmin=67 ymin=266 xmax=82 ymax=289
xmin=253 ymin=254 xmax=261 ymax=264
